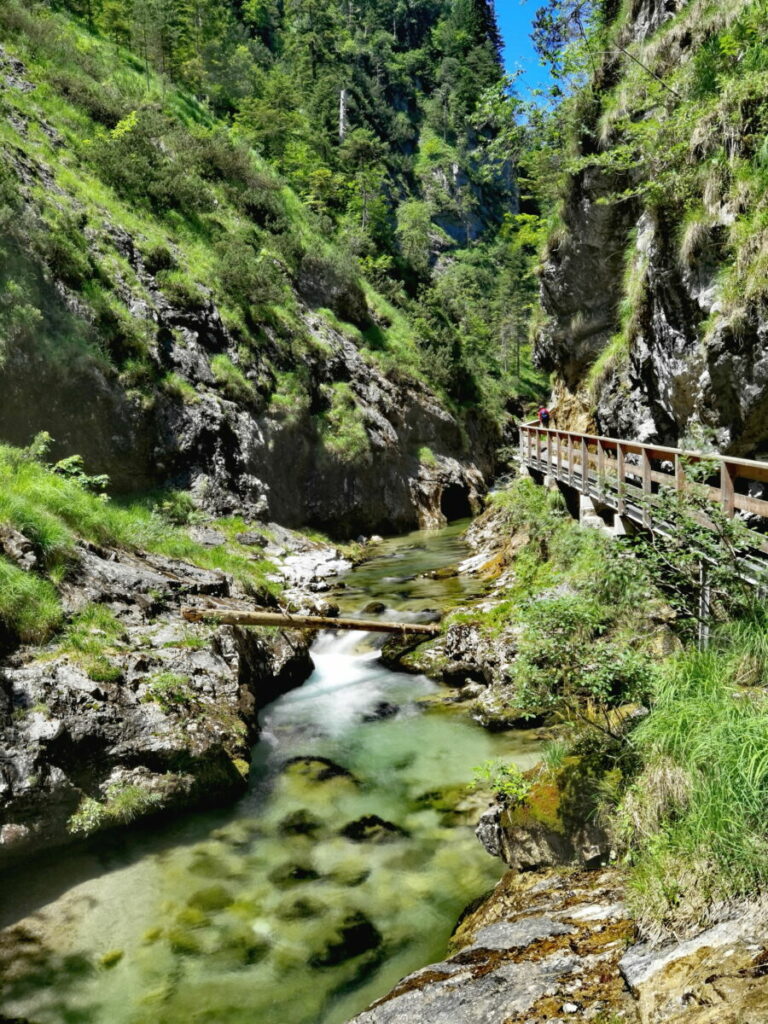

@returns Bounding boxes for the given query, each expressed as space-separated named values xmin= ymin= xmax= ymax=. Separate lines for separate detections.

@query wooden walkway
xmin=519 ymin=423 xmax=768 ymax=581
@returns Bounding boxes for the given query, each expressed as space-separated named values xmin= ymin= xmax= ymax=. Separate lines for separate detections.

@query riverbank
xmin=0 ymin=514 xmax=550 ymax=1024
xmin=357 ymin=477 xmax=768 ymax=1024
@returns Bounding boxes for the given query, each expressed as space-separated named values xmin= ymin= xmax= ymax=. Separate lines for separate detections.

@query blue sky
xmin=496 ymin=0 xmax=552 ymax=98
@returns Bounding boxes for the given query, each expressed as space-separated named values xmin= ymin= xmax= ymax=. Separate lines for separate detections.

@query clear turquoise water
xmin=0 ymin=523 xmax=538 ymax=1024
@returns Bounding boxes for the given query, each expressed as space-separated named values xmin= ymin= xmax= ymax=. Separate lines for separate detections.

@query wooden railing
xmin=519 ymin=424 xmax=768 ymax=568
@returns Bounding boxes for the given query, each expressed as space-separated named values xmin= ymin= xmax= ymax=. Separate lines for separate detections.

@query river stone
xmin=281 ymin=756 xmax=359 ymax=786
xmin=361 ymin=701 xmax=399 ymax=723
xmin=235 ymin=531 xmax=268 ymax=548
xmin=187 ymin=885 xmax=234 ymax=913
xmin=277 ymin=809 xmax=324 ymax=836
xmin=340 ymin=816 xmax=408 ymax=843
xmin=268 ymin=862 xmax=321 ymax=888
xmin=309 ymin=911 xmax=382 ymax=968
xmin=362 ymin=602 xmax=387 ymax=614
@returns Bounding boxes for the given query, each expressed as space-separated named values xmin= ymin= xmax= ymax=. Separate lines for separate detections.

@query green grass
xmin=0 ymin=442 xmax=280 ymax=644
xmin=620 ymin=608 xmax=768 ymax=934
xmin=210 ymin=354 xmax=255 ymax=403
xmin=0 ymin=557 xmax=62 ymax=644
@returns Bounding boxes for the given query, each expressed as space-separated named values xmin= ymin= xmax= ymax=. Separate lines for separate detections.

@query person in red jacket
xmin=538 ymin=406 xmax=551 ymax=428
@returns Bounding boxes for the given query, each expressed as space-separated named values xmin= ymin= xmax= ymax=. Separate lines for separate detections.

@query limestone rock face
xmin=0 ymin=542 xmax=313 ymax=867
xmin=533 ymin=1 xmax=768 ymax=458
xmin=348 ymin=867 xmax=638 ymax=1024
xmin=620 ymin=907 xmax=768 ymax=1024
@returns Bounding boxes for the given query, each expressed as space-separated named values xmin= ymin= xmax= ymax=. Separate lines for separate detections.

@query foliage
xmin=618 ymin=611 xmax=768 ymax=934
xmin=68 ymin=782 xmax=166 ymax=836
xmin=626 ymin=487 xmax=753 ymax=639
xmin=0 ymin=0 xmax=546 ymax=450
xmin=210 ymin=354 xmax=255 ymax=403
xmin=317 ymin=382 xmax=370 ymax=464
xmin=471 ymin=759 xmax=531 ymax=803
xmin=142 ymin=672 xmax=198 ymax=714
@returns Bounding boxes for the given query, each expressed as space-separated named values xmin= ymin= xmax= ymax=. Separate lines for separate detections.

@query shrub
xmin=317 ymin=382 xmax=370 ymax=463
xmin=142 ymin=672 xmax=198 ymax=714
xmin=210 ymin=354 xmax=255 ymax=403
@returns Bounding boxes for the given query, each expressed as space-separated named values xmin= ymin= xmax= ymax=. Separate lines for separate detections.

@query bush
xmin=210 ymin=354 xmax=255 ymax=403
xmin=619 ymin=615 xmax=768 ymax=935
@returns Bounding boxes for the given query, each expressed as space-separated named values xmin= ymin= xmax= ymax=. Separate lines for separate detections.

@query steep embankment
xmin=536 ymin=0 xmax=768 ymax=457
xmin=0 ymin=0 xmax=538 ymax=536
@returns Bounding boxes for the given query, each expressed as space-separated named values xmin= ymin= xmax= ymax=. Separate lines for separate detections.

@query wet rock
xmin=268 ymin=862 xmax=321 ymax=889
xmin=620 ymin=907 xmax=768 ymax=1023
xmin=281 ymin=756 xmax=359 ymax=786
xmin=362 ymin=602 xmax=387 ymax=615
xmin=340 ymin=815 xmax=408 ymax=843
xmin=350 ymin=867 xmax=638 ymax=1024
xmin=277 ymin=809 xmax=324 ymax=837
xmin=310 ymin=911 xmax=382 ymax=968
xmin=361 ymin=701 xmax=399 ymax=723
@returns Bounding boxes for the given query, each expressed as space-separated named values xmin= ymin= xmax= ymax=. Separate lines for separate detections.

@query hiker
xmin=538 ymin=406 xmax=551 ymax=428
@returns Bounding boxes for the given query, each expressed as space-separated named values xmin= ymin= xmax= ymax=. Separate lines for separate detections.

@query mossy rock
xmin=503 ymin=778 xmax=564 ymax=834
xmin=309 ymin=911 xmax=382 ymax=968
xmin=187 ymin=885 xmax=234 ymax=913
xmin=268 ymin=862 xmax=321 ymax=888
xmin=339 ymin=815 xmax=408 ymax=843
xmin=277 ymin=809 xmax=324 ymax=837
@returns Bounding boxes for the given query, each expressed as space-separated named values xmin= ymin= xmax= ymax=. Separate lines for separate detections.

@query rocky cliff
xmin=0 ymin=20 xmax=502 ymax=541
xmin=535 ymin=0 xmax=768 ymax=458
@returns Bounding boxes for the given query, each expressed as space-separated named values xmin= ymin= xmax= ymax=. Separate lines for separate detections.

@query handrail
xmin=518 ymin=424 xmax=768 ymax=563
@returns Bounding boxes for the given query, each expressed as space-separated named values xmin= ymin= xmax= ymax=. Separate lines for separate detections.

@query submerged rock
xmin=281 ymin=756 xmax=359 ymax=786
xmin=268 ymin=862 xmax=321 ymax=888
xmin=340 ymin=816 xmax=409 ymax=843
xmin=361 ymin=701 xmax=399 ymax=723
xmin=310 ymin=911 xmax=382 ymax=968
xmin=277 ymin=809 xmax=324 ymax=837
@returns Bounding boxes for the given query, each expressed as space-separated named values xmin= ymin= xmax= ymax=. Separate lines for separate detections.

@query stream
xmin=0 ymin=521 xmax=541 ymax=1024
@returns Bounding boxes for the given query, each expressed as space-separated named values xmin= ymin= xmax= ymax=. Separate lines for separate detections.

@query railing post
xmin=674 ymin=453 xmax=685 ymax=495
xmin=642 ymin=447 xmax=652 ymax=527
xmin=546 ymin=428 xmax=553 ymax=478
xmin=617 ymin=443 xmax=625 ymax=514
xmin=568 ymin=434 xmax=574 ymax=486
xmin=721 ymin=460 xmax=736 ymax=517
xmin=536 ymin=429 xmax=542 ymax=468
xmin=581 ymin=438 xmax=589 ymax=495
xmin=556 ymin=432 xmax=562 ymax=478
xmin=597 ymin=439 xmax=605 ymax=495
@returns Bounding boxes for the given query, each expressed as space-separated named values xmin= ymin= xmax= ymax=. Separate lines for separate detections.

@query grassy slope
xmin=466 ymin=478 xmax=768 ymax=936
xmin=0 ymin=1 xmax=427 ymax=413
xmin=0 ymin=442 xmax=279 ymax=644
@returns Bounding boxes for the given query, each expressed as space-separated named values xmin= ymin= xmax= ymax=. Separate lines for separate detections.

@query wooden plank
xmin=617 ymin=443 xmax=626 ymax=514
xmin=735 ymin=493 xmax=768 ymax=517
xmin=182 ymin=608 xmax=441 ymax=636
xmin=721 ymin=462 xmax=736 ymax=516
xmin=642 ymin=448 xmax=652 ymax=527
xmin=581 ymin=438 xmax=589 ymax=495
xmin=675 ymin=453 xmax=686 ymax=495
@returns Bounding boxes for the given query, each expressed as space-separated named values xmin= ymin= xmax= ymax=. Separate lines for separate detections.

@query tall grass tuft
xmin=621 ymin=614 xmax=768 ymax=935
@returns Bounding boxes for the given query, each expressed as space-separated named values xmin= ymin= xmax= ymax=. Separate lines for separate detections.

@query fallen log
xmin=181 ymin=607 xmax=441 ymax=636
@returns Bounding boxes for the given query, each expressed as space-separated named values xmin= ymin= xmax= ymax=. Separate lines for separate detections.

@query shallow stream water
xmin=0 ymin=521 xmax=540 ymax=1024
